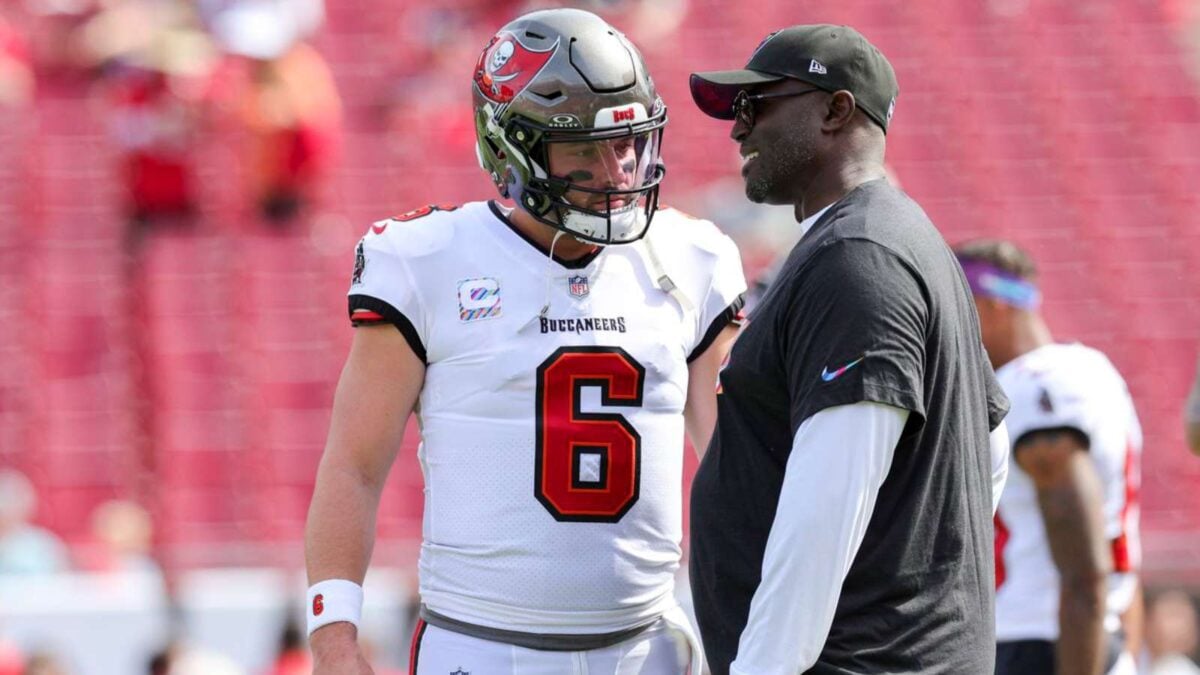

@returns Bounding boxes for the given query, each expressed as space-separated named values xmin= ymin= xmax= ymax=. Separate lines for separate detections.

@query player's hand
xmin=310 ymin=622 xmax=375 ymax=675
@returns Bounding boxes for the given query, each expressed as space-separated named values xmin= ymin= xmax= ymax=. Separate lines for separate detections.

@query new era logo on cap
xmin=809 ymin=59 xmax=827 ymax=74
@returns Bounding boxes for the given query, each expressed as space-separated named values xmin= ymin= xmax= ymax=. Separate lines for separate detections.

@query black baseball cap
xmin=690 ymin=24 xmax=899 ymax=133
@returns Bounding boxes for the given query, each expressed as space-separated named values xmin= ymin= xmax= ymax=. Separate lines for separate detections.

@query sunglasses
xmin=732 ymin=88 xmax=823 ymax=128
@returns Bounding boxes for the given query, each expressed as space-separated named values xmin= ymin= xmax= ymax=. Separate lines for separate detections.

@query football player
xmin=304 ymin=8 xmax=746 ymax=675
xmin=956 ymin=239 xmax=1142 ymax=675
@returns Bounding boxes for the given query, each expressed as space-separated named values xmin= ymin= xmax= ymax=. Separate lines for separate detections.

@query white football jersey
xmin=994 ymin=343 xmax=1142 ymax=642
xmin=348 ymin=201 xmax=746 ymax=635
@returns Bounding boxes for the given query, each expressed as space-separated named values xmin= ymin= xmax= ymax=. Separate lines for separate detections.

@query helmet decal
xmin=593 ymin=103 xmax=648 ymax=129
xmin=474 ymin=32 xmax=559 ymax=105
xmin=547 ymin=114 xmax=583 ymax=129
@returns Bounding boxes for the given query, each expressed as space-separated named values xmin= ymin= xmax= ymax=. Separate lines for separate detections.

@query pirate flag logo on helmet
xmin=473 ymin=32 xmax=559 ymax=104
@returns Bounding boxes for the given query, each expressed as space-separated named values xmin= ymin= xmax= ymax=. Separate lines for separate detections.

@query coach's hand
xmin=311 ymin=622 xmax=374 ymax=675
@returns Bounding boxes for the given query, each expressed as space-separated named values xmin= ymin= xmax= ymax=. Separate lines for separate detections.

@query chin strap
xmin=517 ymin=228 xmax=579 ymax=336
xmin=539 ymin=229 xmax=567 ymax=319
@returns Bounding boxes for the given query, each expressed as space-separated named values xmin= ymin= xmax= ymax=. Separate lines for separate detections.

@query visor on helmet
xmin=553 ymin=130 xmax=655 ymax=199
xmin=510 ymin=109 xmax=667 ymax=245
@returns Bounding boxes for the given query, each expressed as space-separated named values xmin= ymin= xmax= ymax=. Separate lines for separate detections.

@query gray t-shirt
xmin=690 ymin=179 xmax=1009 ymax=674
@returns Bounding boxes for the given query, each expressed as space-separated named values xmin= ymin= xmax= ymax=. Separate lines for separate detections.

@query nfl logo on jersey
xmin=568 ymin=275 xmax=589 ymax=298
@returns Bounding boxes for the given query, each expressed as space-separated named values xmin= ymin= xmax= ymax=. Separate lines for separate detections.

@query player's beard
xmin=745 ymin=124 xmax=817 ymax=205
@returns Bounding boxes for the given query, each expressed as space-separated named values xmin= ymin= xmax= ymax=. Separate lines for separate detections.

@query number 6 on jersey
xmin=535 ymin=346 xmax=645 ymax=522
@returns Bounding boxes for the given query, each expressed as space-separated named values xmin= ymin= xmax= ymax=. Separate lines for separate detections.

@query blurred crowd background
xmin=1 ymin=0 xmax=1199 ymax=672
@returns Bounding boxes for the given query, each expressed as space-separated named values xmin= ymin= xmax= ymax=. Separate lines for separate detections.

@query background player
xmin=956 ymin=239 xmax=1142 ymax=675
xmin=304 ymin=8 xmax=746 ymax=675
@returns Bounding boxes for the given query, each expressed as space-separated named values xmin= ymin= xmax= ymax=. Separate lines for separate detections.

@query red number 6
xmin=535 ymin=347 xmax=645 ymax=522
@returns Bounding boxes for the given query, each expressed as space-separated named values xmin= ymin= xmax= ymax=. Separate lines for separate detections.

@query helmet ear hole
xmin=482 ymin=135 xmax=504 ymax=160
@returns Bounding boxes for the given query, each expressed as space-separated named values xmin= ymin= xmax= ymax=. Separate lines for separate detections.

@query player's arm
xmin=730 ymin=402 xmax=907 ymax=675
xmin=1120 ymin=578 xmax=1144 ymax=659
xmin=680 ymin=219 xmax=746 ymax=458
xmin=305 ymin=324 xmax=425 ymax=673
xmin=990 ymin=420 xmax=1011 ymax=514
xmin=1014 ymin=427 xmax=1111 ymax=675
xmin=684 ymin=324 xmax=738 ymax=459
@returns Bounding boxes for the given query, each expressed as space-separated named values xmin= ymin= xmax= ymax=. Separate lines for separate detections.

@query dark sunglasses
xmin=732 ymin=88 xmax=823 ymax=128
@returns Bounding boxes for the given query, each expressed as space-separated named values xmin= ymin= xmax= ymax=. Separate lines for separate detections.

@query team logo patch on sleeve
xmin=568 ymin=275 xmax=589 ymax=298
xmin=351 ymin=241 xmax=366 ymax=285
xmin=1038 ymin=387 xmax=1054 ymax=413
xmin=458 ymin=277 xmax=502 ymax=322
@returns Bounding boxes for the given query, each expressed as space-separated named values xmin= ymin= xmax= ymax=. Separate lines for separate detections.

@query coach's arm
xmin=305 ymin=324 xmax=426 ymax=675
xmin=1015 ymin=427 xmax=1111 ymax=675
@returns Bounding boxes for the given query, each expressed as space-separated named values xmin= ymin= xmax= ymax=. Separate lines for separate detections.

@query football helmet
xmin=472 ymin=9 xmax=667 ymax=245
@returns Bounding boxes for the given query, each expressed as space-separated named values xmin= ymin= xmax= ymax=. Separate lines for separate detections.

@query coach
xmin=687 ymin=25 xmax=1011 ymax=674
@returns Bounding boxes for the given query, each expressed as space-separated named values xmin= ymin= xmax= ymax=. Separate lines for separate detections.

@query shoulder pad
xmin=364 ymin=204 xmax=461 ymax=258
xmin=652 ymin=206 xmax=732 ymax=255
xmin=1020 ymin=350 xmax=1117 ymax=420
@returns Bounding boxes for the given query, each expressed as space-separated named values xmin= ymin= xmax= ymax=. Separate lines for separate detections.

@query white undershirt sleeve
xmin=729 ymin=401 xmax=908 ymax=675
xmin=989 ymin=420 xmax=1010 ymax=515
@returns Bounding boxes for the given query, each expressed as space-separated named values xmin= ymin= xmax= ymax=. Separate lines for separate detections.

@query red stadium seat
xmin=3 ymin=0 xmax=1197 ymax=575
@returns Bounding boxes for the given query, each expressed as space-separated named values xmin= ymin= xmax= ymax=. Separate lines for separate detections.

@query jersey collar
xmin=488 ymin=201 xmax=603 ymax=270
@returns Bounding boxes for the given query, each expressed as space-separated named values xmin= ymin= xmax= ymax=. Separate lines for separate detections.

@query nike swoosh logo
xmin=821 ymin=356 xmax=864 ymax=382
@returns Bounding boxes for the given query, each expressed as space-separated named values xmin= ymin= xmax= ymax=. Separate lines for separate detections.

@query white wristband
xmin=306 ymin=579 xmax=364 ymax=636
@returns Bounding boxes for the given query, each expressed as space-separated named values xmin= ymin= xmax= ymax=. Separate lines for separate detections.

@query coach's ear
xmin=821 ymin=90 xmax=857 ymax=133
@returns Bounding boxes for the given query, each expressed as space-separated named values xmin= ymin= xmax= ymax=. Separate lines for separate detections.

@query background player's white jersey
xmin=348 ymin=201 xmax=746 ymax=635
xmin=994 ymin=343 xmax=1142 ymax=642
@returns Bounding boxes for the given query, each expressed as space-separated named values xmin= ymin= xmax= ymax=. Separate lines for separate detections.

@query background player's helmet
xmin=472 ymin=9 xmax=667 ymax=245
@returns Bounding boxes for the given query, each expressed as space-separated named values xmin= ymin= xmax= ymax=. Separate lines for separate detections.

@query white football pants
xmin=409 ymin=606 xmax=702 ymax=675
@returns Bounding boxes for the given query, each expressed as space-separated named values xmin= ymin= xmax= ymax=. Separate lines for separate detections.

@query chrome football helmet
xmin=472 ymin=8 xmax=667 ymax=245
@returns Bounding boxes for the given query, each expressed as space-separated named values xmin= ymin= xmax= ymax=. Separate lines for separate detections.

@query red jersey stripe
xmin=408 ymin=618 xmax=427 ymax=675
